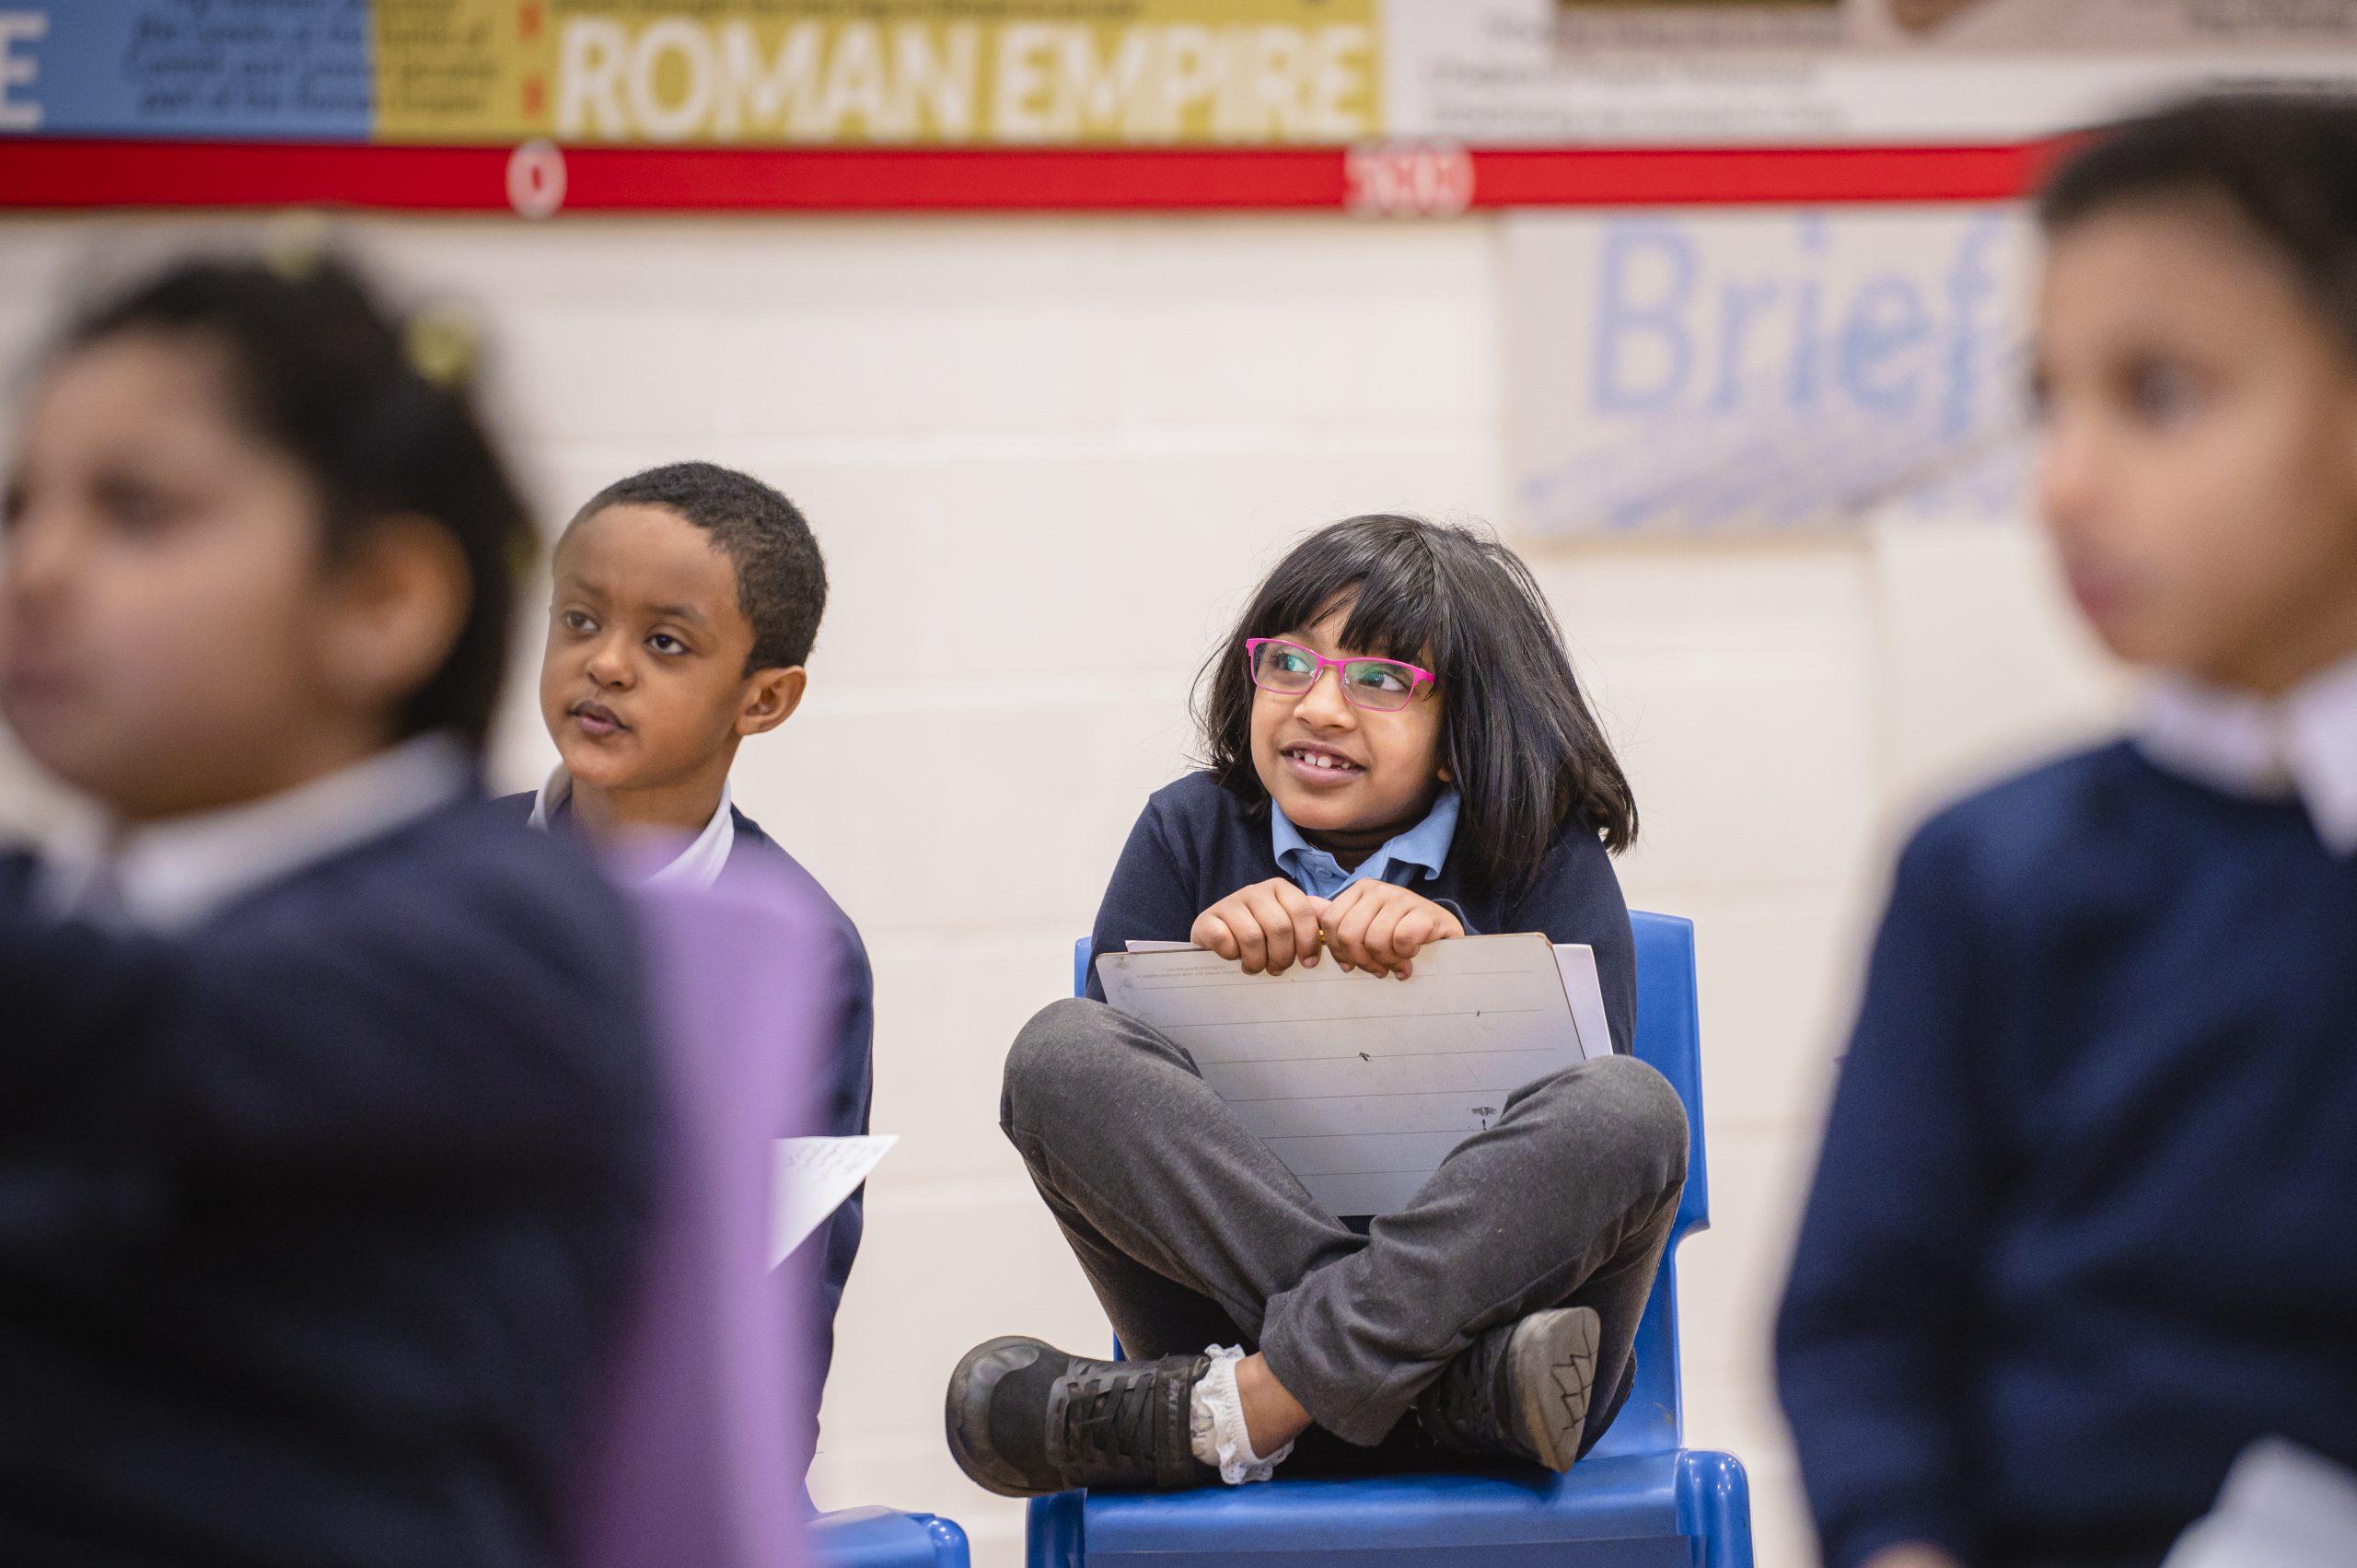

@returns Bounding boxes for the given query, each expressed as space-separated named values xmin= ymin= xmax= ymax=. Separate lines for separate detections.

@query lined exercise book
xmin=1097 ymin=935 xmax=1608 ymax=1216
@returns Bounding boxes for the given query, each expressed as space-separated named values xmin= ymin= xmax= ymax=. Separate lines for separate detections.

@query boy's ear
xmin=317 ymin=513 xmax=470 ymax=720
xmin=737 ymin=665 xmax=807 ymax=738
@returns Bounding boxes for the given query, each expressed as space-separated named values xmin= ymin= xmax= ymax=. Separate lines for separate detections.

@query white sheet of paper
xmin=1098 ymin=934 xmax=1600 ymax=1215
xmin=1125 ymin=938 xmax=1608 ymax=1062
xmin=1551 ymin=944 xmax=1611 ymax=1063
xmin=2164 ymin=1438 xmax=2357 ymax=1568
xmin=771 ymin=1134 xmax=896 ymax=1269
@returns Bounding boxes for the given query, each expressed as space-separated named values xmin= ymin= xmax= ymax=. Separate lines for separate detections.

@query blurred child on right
xmin=1777 ymin=96 xmax=2357 ymax=1568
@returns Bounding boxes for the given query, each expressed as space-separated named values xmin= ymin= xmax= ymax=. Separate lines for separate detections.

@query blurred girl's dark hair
xmin=1195 ymin=514 xmax=1636 ymax=896
xmin=59 ymin=250 xmax=528 ymax=751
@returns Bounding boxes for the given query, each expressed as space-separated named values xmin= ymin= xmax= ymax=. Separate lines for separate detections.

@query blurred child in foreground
xmin=0 ymin=252 xmax=658 ymax=1566
xmin=1777 ymin=96 xmax=2357 ymax=1568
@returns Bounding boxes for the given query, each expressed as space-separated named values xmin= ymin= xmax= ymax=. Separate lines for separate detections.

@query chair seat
xmin=810 ymin=1505 xmax=972 ymax=1568
xmin=1041 ymin=1448 xmax=1748 ymax=1568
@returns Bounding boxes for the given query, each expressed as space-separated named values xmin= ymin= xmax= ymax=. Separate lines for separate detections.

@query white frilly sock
xmin=1188 ymin=1348 xmax=1301 ymax=1481
xmin=1187 ymin=1344 xmax=1295 ymax=1484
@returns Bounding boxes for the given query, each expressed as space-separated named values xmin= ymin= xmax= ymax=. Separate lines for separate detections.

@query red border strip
xmin=0 ymin=138 xmax=2060 ymax=214
xmin=1471 ymin=142 xmax=2056 ymax=208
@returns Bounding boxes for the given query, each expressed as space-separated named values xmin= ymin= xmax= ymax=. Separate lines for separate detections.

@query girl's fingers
xmin=1271 ymin=881 xmax=1324 ymax=968
xmin=1206 ymin=883 xmax=1456 ymax=981
xmin=1243 ymin=887 xmax=1297 ymax=972
xmin=1195 ymin=912 xmax=1240 ymax=961
xmin=1366 ymin=898 xmax=1412 ymax=974
xmin=1317 ymin=884 xmax=1361 ymax=970
xmin=1320 ymin=889 xmax=1362 ymax=968
xmin=1332 ymin=890 xmax=1389 ymax=976
xmin=1389 ymin=910 xmax=1432 ymax=962
xmin=1269 ymin=886 xmax=1317 ymax=973
xmin=1226 ymin=900 xmax=1270 ymax=973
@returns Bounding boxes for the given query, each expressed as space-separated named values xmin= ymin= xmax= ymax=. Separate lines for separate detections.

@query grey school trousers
xmin=1000 ymin=997 xmax=1689 ymax=1459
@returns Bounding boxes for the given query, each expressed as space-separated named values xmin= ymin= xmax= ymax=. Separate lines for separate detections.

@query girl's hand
xmin=1191 ymin=879 xmax=1329 ymax=975
xmin=1322 ymin=882 xmax=1464 ymax=980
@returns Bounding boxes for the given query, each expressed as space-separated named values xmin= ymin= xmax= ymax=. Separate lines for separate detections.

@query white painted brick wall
xmin=0 ymin=210 xmax=2125 ymax=1567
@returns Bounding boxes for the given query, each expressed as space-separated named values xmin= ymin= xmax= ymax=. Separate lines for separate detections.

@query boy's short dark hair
xmin=573 ymin=461 xmax=827 ymax=672
xmin=2041 ymin=93 xmax=2357 ymax=352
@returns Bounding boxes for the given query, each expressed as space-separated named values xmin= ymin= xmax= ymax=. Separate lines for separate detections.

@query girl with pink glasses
xmin=945 ymin=513 xmax=1688 ymax=1495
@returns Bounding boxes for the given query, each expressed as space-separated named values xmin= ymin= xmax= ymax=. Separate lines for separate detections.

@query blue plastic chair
xmin=1031 ymin=912 xmax=1751 ymax=1567
xmin=811 ymin=1505 xmax=972 ymax=1566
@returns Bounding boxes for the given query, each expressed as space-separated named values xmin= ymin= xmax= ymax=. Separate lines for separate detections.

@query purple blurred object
xmin=563 ymin=861 xmax=829 ymax=1568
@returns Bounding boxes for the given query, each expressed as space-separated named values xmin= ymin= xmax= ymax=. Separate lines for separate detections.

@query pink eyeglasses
xmin=1244 ymin=637 xmax=1435 ymax=714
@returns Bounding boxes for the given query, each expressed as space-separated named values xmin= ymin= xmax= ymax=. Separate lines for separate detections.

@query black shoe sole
xmin=1505 ymin=1306 xmax=1599 ymax=1472
xmin=944 ymin=1334 xmax=1061 ymax=1499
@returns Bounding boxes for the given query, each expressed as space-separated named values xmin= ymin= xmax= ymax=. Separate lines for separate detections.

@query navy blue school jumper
xmin=495 ymin=792 xmax=876 ymax=1437
xmin=1084 ymin=770 xmax=1639 ymax=1053
xmin=0 ymin=794 xmax=659 ymax=1568
xmin=1776 ymin=740 xmax=2357 ymax=1568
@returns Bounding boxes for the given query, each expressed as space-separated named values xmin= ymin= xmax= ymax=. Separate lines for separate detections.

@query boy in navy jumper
xmin=0 ymin=255 xmax=658 ymax=1566
xmin=502 ymin=461 xmax=873 ymax=1464
xmin=1777 ymin=97 xmax=2357 ymax=1568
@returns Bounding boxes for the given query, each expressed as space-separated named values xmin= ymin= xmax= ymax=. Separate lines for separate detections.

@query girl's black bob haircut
xmin=1195 ymin=514 xmax=1636 ymax=896
xmin=2040 ymin=92 xmax=2357 ymax=354
xmin=56 ymin=251 xmax=528 ymax=753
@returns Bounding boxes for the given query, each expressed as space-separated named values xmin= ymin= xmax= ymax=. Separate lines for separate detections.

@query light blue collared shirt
xmin=1271 ymin=788 xmax=1460 ymax=900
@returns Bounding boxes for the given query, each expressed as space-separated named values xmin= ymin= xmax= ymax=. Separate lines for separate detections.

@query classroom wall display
xmin=1504 ymin=204 xmax=2036 ymax=538
xmin=4 ymin=0 xmax=2356 ymax=212
xmin=5 ymin=0 xmax=1382 ymax=147
xmin=1396 ymin=0 xmax=2357 ymax=150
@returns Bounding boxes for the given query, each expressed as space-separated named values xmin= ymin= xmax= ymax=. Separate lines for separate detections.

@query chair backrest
xmin=565 ymin=866 xmax=832 ymax=1568
xmin=1588 ymin=911 xmax=1708 ymax=1458
xmin=1070 ymin=910 xmax=1710 ymax=1457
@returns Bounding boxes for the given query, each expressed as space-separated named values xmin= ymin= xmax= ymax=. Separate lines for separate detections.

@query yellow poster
xmin=375 ymin=0 xmax=1382 ymax=147
xmin=377 ymin=0 xmax=549 ymax=143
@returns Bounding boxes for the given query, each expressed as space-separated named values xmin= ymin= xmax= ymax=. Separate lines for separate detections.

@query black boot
xmin=946 ymin=1336 xmax=1219 ymax=1497
xmin=1413 ymin=1306 xmax=1599 ymax=1472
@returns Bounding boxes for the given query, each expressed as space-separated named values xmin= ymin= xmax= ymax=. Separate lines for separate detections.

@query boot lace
xmin=1057 ymin=1360 xmax=1175 ymax=1484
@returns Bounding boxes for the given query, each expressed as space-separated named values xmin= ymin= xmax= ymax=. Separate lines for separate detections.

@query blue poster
xmin=0 ymin=0 xmax=372 ymax=141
